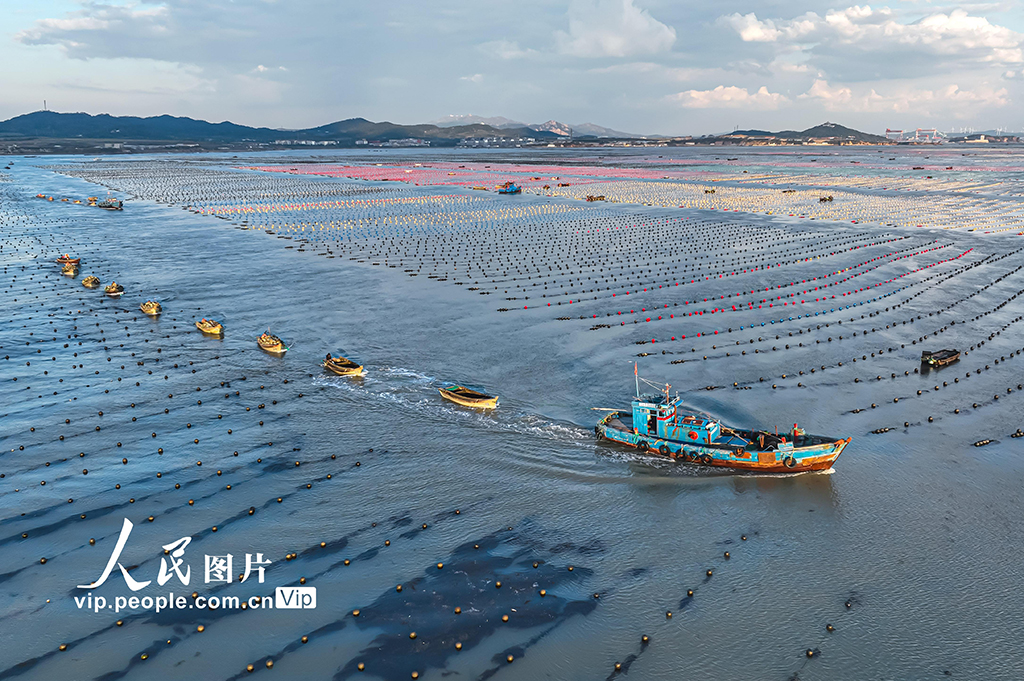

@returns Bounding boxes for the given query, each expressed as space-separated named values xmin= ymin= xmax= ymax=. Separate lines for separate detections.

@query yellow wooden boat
xmin=258 ymin=332 xmax=287 ymax=355
xmin=196 ymin=318 xmax=223 ymax=335
xmin=140 ymin=301 xmax=162 ymax=316
xmin=322 ymin=354 xmax=364 ymax=376
xmin=61 ymin=263 xmax=78 ymax=277
xmin=104 ymin=281 xmax=124 ymax=297
xmin=439 ymin=385 xmax=498 ymax=409
xmin=82 ymin=276 xmax=100 ymax=289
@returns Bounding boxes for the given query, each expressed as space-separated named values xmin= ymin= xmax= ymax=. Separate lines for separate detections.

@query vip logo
xmin=275 ymin=586 xmax=317 ymax=609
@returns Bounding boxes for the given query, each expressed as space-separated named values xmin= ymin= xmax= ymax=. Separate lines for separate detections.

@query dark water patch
xmin=333 ymin=524 xmax=596 ymax=680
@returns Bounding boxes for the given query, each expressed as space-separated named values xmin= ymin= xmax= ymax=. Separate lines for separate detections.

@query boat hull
xmin=258 ymin=334 xmax=287 ymax=355
xmin=922 ymin=349 xmax=959 ymax=367
xmin=323 ymin=360 xmax=363 ymax=376
xmin=439 ymin=389 xmax=497 ymax=409
xmin=196 ymin=322 xmax=223 ymax=335
xmin=596 ymin=411 xmax=849 ymax=473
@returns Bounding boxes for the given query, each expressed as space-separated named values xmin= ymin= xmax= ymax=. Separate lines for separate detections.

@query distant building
xmin=367 ymin=138 xmax=429 ymax=147
xmin=273 ymin=140 xmax=339 ymax=146
xmin=457 ymin=136 xmax=536 ymax=148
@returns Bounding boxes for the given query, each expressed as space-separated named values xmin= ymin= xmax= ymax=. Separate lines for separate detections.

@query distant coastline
xmin=0 ymin=111 xmax=1019 ymax=154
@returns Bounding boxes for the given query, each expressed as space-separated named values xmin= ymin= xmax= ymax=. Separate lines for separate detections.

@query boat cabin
xmin=631 ymin=395 xmax=721 ymax=444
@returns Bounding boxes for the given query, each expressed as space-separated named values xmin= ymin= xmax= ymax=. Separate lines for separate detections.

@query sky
xmin=1 ymin=0 xmax=1022 ymax=135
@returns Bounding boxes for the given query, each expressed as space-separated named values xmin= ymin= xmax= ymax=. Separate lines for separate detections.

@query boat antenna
xmin=634 ymin=362 xmax=639 ymax=398
xmin=662 ymin=382 xmax=671 ymax=404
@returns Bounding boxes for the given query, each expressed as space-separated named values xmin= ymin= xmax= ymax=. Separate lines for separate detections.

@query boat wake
xmin=312 ymin=366 xmax=594 ymax=447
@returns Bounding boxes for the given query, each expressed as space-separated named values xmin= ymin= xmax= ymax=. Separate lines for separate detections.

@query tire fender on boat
xmin=637 ymin=441 xmax=649 ymax=452
xmin=701 ymin=454 xmax=713 ymax=465
xmin=659 ymin=444 xmax=670 ymax=455
xmin=783 ymin=455 xmax=797 ymax=468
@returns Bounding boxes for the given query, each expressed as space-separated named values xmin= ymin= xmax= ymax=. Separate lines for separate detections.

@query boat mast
xmin=634 ymin=362 xmax=639 ymax=398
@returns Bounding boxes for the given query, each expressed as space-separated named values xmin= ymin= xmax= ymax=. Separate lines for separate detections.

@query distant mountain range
xmin=429 ymin=114 xmax=644 ymax=138
xmin=0 ymin=111 xmax=896 ymax=150
xmin=725 ymin=122 xmax=889 ymax=143
xmin=0 ymin=111 xmax=563 ymax=146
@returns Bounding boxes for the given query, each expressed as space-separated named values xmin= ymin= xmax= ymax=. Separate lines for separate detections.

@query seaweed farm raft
xmin=4 ymin=146 xmax=1024 ymax=681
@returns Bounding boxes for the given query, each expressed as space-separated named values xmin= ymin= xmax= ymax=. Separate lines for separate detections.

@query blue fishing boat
xmin=594 ymin=366 xmax=850 ymax=473
xmin=497 ymin=181 xmax=522 ymax=195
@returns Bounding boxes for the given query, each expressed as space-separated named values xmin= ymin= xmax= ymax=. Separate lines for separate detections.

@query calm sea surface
xmin=2 ymin=146 xmax=1024 ymax=680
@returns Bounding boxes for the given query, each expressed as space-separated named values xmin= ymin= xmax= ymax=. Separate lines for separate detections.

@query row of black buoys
xmin=45 ymin=158 xmax=925 ymax=316
xmin=621 ymin=249 xmax=983 ymax=353
xmin=656 ymin=273 xmax=1024 ymax=396
xmin=0 ymin=181 xmax=376 ymax=622
xmin=11 ymin=156 xmax=1024 ymax=679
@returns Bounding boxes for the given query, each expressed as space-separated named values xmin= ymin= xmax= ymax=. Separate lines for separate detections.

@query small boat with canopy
xmin=497 ymin=181 xmax=522 ymax=195
xmin=196 ymin=318 xmax=223 ymax=335
xmin=921 ymin=349 xmax=959 ymax=367
xmin=257 ymin=331 xmax=288 ymax=355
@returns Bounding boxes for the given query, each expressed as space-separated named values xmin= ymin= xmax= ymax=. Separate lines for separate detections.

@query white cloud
xmin=801 ymin=79 xmax=854 ymax=107
xmin=771 ymin=59 xmax=811 ymax=74
xmin=17 ymin=4 xmax=169 ymax=50
xmin=718 ymin=6 xmax=1023 ymax=77
xmin=26 ymin=16 xmax=112 ymax=33
xmin=555 ymin=0 xmax=676 ymax=58
xmin=670 ymin=85 xmax=788 ymax=109
xmin=479 ymin=39 xmax=536 ymax=60
xmin=587 ymin=61 xmax=719 ymax=82
xmin=5 ymin=1 xmax=1018 ymax=134
xmin=799 ymin=78 xmax=1009 ymax=116
xmin=720 ymin=13 xmax=781 ymax=43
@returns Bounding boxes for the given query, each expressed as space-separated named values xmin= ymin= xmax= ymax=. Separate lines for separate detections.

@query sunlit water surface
xmin=2 ymin=146 xmax=1024 ymax=681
